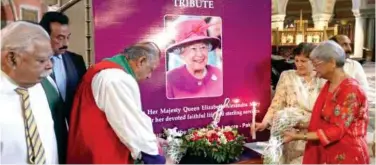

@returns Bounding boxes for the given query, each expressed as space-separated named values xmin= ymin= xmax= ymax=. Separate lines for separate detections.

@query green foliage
xmin=182 ymin=127 xmax=246 ymax=163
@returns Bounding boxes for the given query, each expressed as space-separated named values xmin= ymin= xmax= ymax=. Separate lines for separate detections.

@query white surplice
xmin=91 ymin=68 xmax=159 ymax=159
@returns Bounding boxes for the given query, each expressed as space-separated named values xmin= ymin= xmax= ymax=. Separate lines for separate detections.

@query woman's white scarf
xmin=292 ymin=73 xmax=320 ymax=112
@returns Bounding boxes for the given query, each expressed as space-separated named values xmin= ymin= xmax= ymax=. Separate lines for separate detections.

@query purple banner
xmin=92 ymin=0 xmax=271 ymax=140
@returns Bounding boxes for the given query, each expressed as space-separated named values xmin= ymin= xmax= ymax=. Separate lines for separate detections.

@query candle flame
xmin=232 ymin=98 xmax=240 ymax=103
xmin=250 ymin=101 xmax=259 ymax=107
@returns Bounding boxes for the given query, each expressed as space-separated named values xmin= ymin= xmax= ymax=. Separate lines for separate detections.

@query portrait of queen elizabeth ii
xmin=165 ymin=16 xmax=223 ymax=99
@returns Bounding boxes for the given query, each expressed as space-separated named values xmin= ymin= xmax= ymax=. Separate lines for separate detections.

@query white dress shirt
xmin=0 ymin=72 xmax=58 ymax=164
xmin=92 ymin=68 xmax=159 ymax=159
xmin=343 ymin=58 xmax=369 ymax=92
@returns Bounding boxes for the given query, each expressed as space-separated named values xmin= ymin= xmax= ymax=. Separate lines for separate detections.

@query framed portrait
xmin=164 ymin=14 xmax=223 ymax=100
xmin=20 ymin=5 xmax=39 ymax=23
xmin=44 ymin=0 xmax=59 ymax=6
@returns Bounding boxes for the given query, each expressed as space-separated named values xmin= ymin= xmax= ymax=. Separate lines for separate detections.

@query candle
xmin=250 ymin=101 xmax=258 ymax=140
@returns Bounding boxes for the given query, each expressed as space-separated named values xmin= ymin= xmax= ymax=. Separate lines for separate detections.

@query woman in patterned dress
xmin=255 ymin=43 xmax=325 ymax=164
xmin=283 ymin=41 xmax=369 ymax=164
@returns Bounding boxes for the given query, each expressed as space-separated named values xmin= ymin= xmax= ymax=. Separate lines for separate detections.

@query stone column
xmin=366 ymin=18 xmax=375 ymax=50
xmin=312 ymin=13 xmax=332 ymax=30
xmin=353 ymin=12 xmax=367 ymax=58
xmin=271 ymin=14 xmax=286 ymax=30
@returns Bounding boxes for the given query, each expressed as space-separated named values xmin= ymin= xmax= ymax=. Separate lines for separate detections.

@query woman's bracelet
xmin=299 ymin=122 xmax=305 ymax=128
xmin=303 ymin=132 xmax=308 ymax=141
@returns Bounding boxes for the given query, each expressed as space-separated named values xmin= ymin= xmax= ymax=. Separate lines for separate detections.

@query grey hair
xmin=1 ymin=21 xmax=50 ymax=55
xmin=123 ymin=42 xmax=161 ymax=62
xmin=310 ymin=40 xmax=346 ymax=67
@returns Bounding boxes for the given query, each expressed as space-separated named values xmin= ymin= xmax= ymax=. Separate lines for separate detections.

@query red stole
xmin=66 ymin=61 xmax=133 ymax=164
xmin=302 ymin=82 xmax=329 ymax=164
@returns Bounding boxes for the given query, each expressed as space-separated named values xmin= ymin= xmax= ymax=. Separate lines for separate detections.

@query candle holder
xmin=210 ymin=98 xmax=230 ymax=128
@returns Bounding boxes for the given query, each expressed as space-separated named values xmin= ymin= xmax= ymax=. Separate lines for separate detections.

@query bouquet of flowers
xmin=182 ymin=126 xmax=245 ymax=163
xmin=161 ymin=98 xmax=246 ymax=164
xmin=263 ymin=136 xmax=283 ymax=164
xmin=161 ymin=127 xmax=187 ymax=163
xmin=263 ymin=107 xmax=305 ymax=164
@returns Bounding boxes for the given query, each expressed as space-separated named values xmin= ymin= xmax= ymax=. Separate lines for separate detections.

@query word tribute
xmin=174 ymin=0 xmax=214 ymax=9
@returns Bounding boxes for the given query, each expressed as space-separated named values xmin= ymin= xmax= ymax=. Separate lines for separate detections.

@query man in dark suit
xmin=39 ymin=12 xmax=87 ymax=124
xmin=38 ymin=12 xmax=86 ymax=163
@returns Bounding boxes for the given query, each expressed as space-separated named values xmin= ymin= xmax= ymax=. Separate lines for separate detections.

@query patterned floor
xmin=364 ymin=62 xmax=375 ymax=130
xmin=363 ymin=62 xmax=375 ymax=158
xmin=364 ymin=62 xmax=375 ymax=107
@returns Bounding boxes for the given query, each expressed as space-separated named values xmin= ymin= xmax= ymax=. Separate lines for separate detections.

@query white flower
xmin=165 ymin=127 xmax=183 ymax=138
xmin=220 ymin=135 xmax=228 ymax=144
xmin=206 ymin=139 xmax=212 ymax=145
xmin=163 ymin=127 xmax=187 ymax=163
xmin=200 ymin=128 xmax=208 ymax=133
xmin=224 ymin=126 xmax=232 ymax=132
xmin=175 ymin=131 xmax=183 ymax=137
xmin=197 ymin=131 xmax=205 ymax=137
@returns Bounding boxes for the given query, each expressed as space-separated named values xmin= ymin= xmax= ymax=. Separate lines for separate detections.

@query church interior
xmin=271 ymin=0 xmax=375 ymax=137
xmin=271 ymin=1 xmax=375 ymax=162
